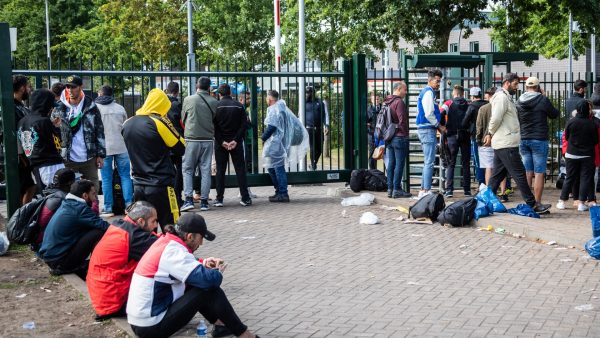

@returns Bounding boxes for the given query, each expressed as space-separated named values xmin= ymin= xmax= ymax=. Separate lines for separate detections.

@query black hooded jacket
xmin=17 ymin=89 xmax=63 ymax=167
xmin=441 ymin=97 xmax=469 ymax=136
xmin=565 ymin=100 xmax=598 ymax=157
xmin=516 ymin=92 xmax=559 ymax=140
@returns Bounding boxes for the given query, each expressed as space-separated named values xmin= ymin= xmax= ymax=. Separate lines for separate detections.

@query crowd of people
xmin=368 ymin=71 xmax=600 ymax=214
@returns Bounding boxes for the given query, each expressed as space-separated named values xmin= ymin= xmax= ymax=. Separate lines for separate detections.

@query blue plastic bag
xmin=590 ymin=206 xmax=600 ymax=238
xmin=585 ymin=236 xmax=600 ymax=259
xmin=474 ymin=199 xmax=492 ymax=220
xmin=475 ymin=184 xmax=507 ymax=213
xmin=507 ymin=204 xmax=540 ymax=219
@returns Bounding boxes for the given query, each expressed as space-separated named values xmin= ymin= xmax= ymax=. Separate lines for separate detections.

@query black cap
xmin=176 ymin=213 xmax=216 ymax=241
xmin=65 ymin=75 xmax=83 ymax=88
xmin=53 ymin=168 xmax=76 ymax=187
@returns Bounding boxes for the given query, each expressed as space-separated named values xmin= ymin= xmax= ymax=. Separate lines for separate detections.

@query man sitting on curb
xmin=127 ymin=213 xmax=259 ymax=338
xmin=39 ymin=179 xmax=109 ymax=278
xmin=87 ymin=201 xmax=159 ymax=321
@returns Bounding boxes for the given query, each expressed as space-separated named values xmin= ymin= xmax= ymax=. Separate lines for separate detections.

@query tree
xmin=490 ymin=0 xmax=600 ymax=60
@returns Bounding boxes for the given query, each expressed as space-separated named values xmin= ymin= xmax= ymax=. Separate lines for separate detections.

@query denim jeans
xmin=417 ymin=128 xmax=437 ymax=190
xmin=267 ymin=166 xmax=288 ymax=196
xmin=182 ymin=140 xmax=213 ymax=200
xmin=471 ymin=140 xmax=486 ymax=184
xmin=519 ymin=139 xmax=549 ymax=174
xmin=100 ymin=152 xmax=134 ymax=212
xmin=386 ymin=136 xmax=409 ymax=193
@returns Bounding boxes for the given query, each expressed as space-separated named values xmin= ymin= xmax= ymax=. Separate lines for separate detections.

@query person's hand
xmin=438 ymin=125 xmax=446 ymax=134
xmin=96 ymin=157 xmax=104 ymax=169
xmin=203 ymin=257 xmax=222 ymax=269
xmin=228 ymin=140 xmax=237 ymax=150
xmin=539 ymin=87 xmax=546 ymax=96
xmin=222 ymin=141 xmax=229 ymax=150
xmin=483 ymin=134 xmax=492 ymax=147
xmin=51 ymin=116 xmax=61 ymax=128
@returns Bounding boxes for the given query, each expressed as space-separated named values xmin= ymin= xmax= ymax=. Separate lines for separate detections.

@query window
xmin=469 ymin=41 xmax=480 ymax=53
xmin=449 ymin=43 xmax=458 ymax=53
xmin=491 ymin=40 xmax=499 ymax=52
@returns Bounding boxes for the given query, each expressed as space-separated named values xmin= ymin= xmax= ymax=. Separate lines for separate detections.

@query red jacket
xmin=86 ymin=218 xmax=158 ymax=316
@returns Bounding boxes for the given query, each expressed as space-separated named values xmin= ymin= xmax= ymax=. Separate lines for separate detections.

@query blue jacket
xmin=39 ymin=194 xmax=109 ymax=262
xmin=416 ymin=86 xmax=441 ymax=129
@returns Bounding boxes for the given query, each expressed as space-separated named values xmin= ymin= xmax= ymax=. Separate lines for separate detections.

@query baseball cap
xmin=469 ymin=87 xmax=482 ymax=97
xmin=176 ymin=213 xmax=216 ymax=241
xmin=53 ymin=168 xmax=76 ymax=187
xmin=525 ymin=76 xmax=540 ymax=87
xmin=65 ymin=75 xmax=83 ymax=88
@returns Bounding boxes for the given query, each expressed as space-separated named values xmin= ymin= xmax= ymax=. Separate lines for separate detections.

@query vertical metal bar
xmin=352 ymin=53 xmax=367 ymax=169
xmin=250 ymin=75 xmax=259 ymax=174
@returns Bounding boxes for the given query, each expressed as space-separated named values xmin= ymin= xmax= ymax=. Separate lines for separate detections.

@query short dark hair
xmin=218 ymin=83 xmax=231 ymax=96
xmin=574 ymin=79 xmax=588 ymax=91
xmin=486 ymin=87 xmax=498 ymax=96
xmin=427 ymin=69 xmax=443 ymax=80
xmin=70 ymin=179 xmax=95 ymax=198
xmin=240 ymin=90 xmax=250 ymax=96
xmin=13 ymin=75 xmax=29 ymax=93
xmin=51 ymin=82 xmax=65 ymax=97
xmin=197 ymin=77 xmax=211 ymax=91
xmin=166 ymin=81 xmax=179 ymax=95
xmin=453 ymin=85 xmax=464 ymax=96
xmin=267 ymin=90 xmax=279 ymax=100
xmin=502 ymin=73 xmax=520 ymax=84
xmin=392 ymin=81 xmax=406 ymax=92
xmin=98 ymin=85 xmax=113 ymax=97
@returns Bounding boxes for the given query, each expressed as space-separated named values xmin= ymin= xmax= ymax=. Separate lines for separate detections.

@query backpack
xmin=409 ymin=193 xmax=445 ymax=221
xmin=374 ymin=103 xmax=398 ymax=142
xmin=437 ymin=198 xmax=477 ymax=226
xmin=285 ymin=112 xmax=305 ymax=146
xmin=364 ymin=169 xmax=387 ymax=191
xmin=6 ymin=196 xmax=48 ymax=245
xmin=112 ymin=168 xmax=126 ymax=216
xmin=349 ymin=169 xmax=366 ymax=192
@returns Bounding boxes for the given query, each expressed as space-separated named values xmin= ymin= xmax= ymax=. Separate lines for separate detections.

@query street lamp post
xmin=45 ymin=0 xmax=51 ymax=69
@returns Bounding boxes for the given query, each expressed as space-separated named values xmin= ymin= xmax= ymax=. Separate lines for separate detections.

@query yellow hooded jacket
xmin=122 ymin=88 xmax=186 ymax=186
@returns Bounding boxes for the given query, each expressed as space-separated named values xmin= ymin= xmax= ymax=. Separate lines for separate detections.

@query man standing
xmin=305 ymin=86 xmax=329 ymax=170
xmin=165 ymin=82 xmax=184 ymax=207
xmin=87 ymin=201 xmax=158 ymax=320
xmin=440 ymin=85 xmax=471 ymax=197
xmin=54 ymin=75 xmax=106 ymax=193
xmin=416 ymin=69 xmax=445 ymax=198
xmin=13 ymin=75 xmax=36 ymax=205
xmin=262 ymin=90 xmax=290 ymax=202
xmin=181 ymin=77 xmax=218 ymax=211
xmin=210 ymin=84 xmax=252 ymax=207
xmin=516 ymin=77 xmax=559 ymax=205
xmin=566 ymin=79 xmax=587 ymax=116
xmin=367 ymin=93 xmax=381 ymax=169
xmin=96 ymin=85 xmax=133 ymax=217
xmin=462 ymin=87 xmax=488 ymax=186
xmin=122 ymin=88 xmax=185 ymax=231
xmin=384 ymin=82 xmax=411 ymax=198
xmin=39 ymin=179 xmax=109 ymax=278
xmin=484 ymin=73 xmax=551 ymax=213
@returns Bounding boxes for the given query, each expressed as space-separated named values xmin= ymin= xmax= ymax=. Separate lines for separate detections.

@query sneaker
xmin=578 ymin=203 xmax=589 ymax=212
xmin=392 ymin=190 xmax=412 ymax=198
xmin=213 ymin=199 xmax=224 ymax=207
xmin=499 ymin=194 xmax=509 ymax=203
xmin=200 ymin=199 xmax=210 ymax=211
xmin=443 ymin=191 xmax=453 ymax=198
xmin=556 ymin=200 xmax=566 ymax=210
xmin=505 ymin=188 xmax=514 ymax=195
xmin=180 ymin=200 xmax=195 ymax=212
xmin=269 ymin=194 xmax=290 ymax=203
xmin=100 ymin=211 xmax=114 ymax=218
xmin=463 ymin=191 xmax=472 ymax=196
xmin=240 ymin=199 xmax=252 ymax=206
xmin=533 ymin=203 xmax=551 ymax=214
xmin=387 ymin=190 xmax=393 ymax=198
xmin=212 ymin=325 xmax=233 ymax=338
xmin=417 ymin=190 xmax=431 ymax=199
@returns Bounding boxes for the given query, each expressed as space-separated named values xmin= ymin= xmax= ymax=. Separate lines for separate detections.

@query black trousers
xmin=488 ymin=147 xmax=536 ymax=207
xmin=171 ymin=155 xmax=184 ymax=206
xmin=244 ymin=140 xmax=253 ymax=173
xmin=215 ymin=143 xmax=250 ymax=201
xmin=560 ymin=157 xmax=595 ymax=202
xmin=46 ymin=228 xmax=105 ymax=278
xmin=368 ymin=132 xmax=376 ymax=170
xmin=131 ymin=287 xmax=248 ymax=338
xmin=307 ymin=127 xmax=323 ymax=170
xmin=134 ymin=185 xmax=179 ymax=232
xmin=446 ymin=134 xmax=471 ymax=192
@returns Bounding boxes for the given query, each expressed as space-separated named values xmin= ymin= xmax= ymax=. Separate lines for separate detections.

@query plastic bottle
xmin=196 ymin=319 xmax=207 ymax=338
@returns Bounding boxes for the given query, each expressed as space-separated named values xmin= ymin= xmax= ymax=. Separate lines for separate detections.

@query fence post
xmin=484 ymin=54 xmax=494 ymax=93
xmin=250 ymin=75 xmax=259 ymax=174
xmin=401 ymin=50 xmax=411 ymax=191
xmin=352 ymin=53 xmax=367 ymax=170
xmin=0 ymin=23 xmax=20 ymax=217
xmin=343 ymin=59 xmax=353 ymax=170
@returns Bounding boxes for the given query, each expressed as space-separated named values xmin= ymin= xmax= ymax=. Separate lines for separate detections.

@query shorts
xmin=478 ymin=146 xmax=494 ymax=168
xmin=520 ymin=139 xmax=549 ymax=174
xmin=18 ymin=162 xmax=35 ymax=194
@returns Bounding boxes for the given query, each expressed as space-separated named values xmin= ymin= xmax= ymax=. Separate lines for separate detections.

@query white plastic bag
xmin=0 ymin=232 xmax=9 ymax=256
xmin=359 ymin=212 xmax=379 ymax=224
xmin=341 ymin=193 xmax=375 ymax=206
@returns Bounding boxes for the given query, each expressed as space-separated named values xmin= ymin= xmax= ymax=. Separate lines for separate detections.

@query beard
xmin=22 ymin=91 xmax=29 ymax=101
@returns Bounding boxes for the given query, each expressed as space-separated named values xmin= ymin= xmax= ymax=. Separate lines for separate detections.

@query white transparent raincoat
xmin=262 ymin=99 xmax=309 ymax=168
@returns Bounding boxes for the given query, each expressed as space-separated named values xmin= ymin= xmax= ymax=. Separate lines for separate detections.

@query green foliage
xmin=490 ymin=0 xmax=600 ymax=60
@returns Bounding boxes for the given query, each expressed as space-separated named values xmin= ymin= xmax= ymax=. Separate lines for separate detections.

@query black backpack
xmin=349 ymin=169 xmax=366 ymax=192
xmin=437 ymin=197 xmax=477 ymax=226
xmin=7 ymin=196 xmax=48 ymax=245
xmin=364 ymin=169 xmax=387 ymax=191
xmin=112 ymin=168 xmax=126 ymax=216
xmin=409 ymin=193 xmax=445 ymax=221
xmin=374 ymin=104 xmax=398 ymax=142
